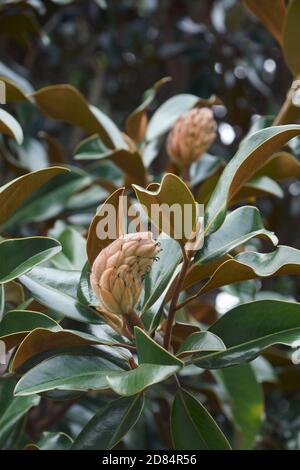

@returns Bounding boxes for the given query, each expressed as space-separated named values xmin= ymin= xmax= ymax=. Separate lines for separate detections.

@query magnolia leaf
xmin=25 ymin=432 xmax=73 ymax=450
xmin=0 ymin=166 xmax=69 ymax=226
xmin=283 ymin=0 xmax=300 ymax=76
xmin=195 ymin=206 xmax=278 ymax=265
xmin=135 ymin=327 xmax=183 ymax=366
xmin=205 ymin=125 xmax=300 ymax=234
xmin=19 ymin=266 xmax=102 ymax=324
xmin=194 ymin=300 xmax=300 ymax=368
xmin=244 ymin=0 xmax=286 ymax=45
xmin=0 ymin=237 xmax=62 ymax=283
xmin=87 ymin=187 xmax=125 ymax=265
xmin=171 ymin=390 xmax=231 ymax=450
xmin=71 ymin=394 xmax=144 ymax=450
xmin=126 ymin=76 xmax=171 ymax=143
xmin=10 ymin=327 xmax=121 ymax=371
xmin=213 ymin=364 xmax=264 ymax=449
xmin=107 ymin=364 xmax=180 ymax=396
xmin=0 ymin=109 xmax=23 ymax=144
xmin=200 ymin=245 xmax=300 ymax=295
xmin=254 ymin=152 xmax=300 ymax=181
xmin=176 ymin=331 xmax=226 ymax=358
xmin=133 ymin=173 xmax=198 ymax=246
xmin=0 ymin=310 xmax=60 ymax=351
xmin=14 ymin=354 xmax=125 ymax=395
xmin=32 ymin=85 xmax=127 ymax=149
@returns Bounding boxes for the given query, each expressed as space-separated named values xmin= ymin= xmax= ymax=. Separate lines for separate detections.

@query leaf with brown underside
xmin=283 ymin=0 xmax=300 ymax=76
xmin=0 ymin=166 xmax=69 ymax=226
xmin=254 ymin=152 xmax=300 ymax=180
xmin=244 ymin=0 xmax=286 ymax=45
xmin=126 ymin=77 xmax=171 ymax=144
xmin=87 ymin=187 xmax=125 ymax=265
xmin=32 ymin=85 xmax=127 ymax=149
xmin=11 ymin=328 xmax=117 ymax=371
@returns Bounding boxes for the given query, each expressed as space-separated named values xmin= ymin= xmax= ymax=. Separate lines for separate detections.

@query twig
xmin=164 ymin=251 xmax=191 ymax=351
xmin=273 ymin=77 xmax=300 ymax=126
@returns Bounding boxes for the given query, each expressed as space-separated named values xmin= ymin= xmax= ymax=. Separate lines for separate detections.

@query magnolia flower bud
xmin=166 ymin=107 xmax=217 ymax=167
xmin=90 ymin=232 xmax=160 ymax=316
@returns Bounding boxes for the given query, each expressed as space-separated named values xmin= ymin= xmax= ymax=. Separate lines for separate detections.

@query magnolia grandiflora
xmin=166 ymin=107 xmax=217 ymax=167
xmin=90 ymin=232 xmax=160 ymax=317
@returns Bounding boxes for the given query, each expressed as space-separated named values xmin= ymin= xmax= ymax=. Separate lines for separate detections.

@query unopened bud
xmin=166 ymin=107 xmax=217 ymax=167
xmin=90 ymin=232 xmax=160 ymax=316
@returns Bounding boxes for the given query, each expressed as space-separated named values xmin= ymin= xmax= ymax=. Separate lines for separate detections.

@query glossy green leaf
xmin=205 ymin=125 xmax=300 ymax=234
xmin=171 ymin=389 xmax=231 ymax=450
xmin=194 ymin=300 xmax=300 ymax=368
xmin=25 ymin=432 xmax=73 ymax=450
xmin=0 ymin=310 xmax=60 ymax=350
xmin=0 ymin=166 xmax=69 ymax=226
xmin=71 ymin=394 xmax=144 ymax=450
xmin=200 ymin=245 xmax=300 ymax=295
xmin=135 ymin=327 xmax=183 ymax=366
xmin=107 ymin=363 xmax=180 ymax=396
xmin=213 ymin=364 xmax=264 ymax=449
xmin=141 ymin=237 xmax=181 ymax=315
xmin=195 ymin=206 xmax=278 ymax=265
xmin=3 ymin=170 xmax=91 ymax=229
xmin=50 ymin=227 xmax=87 ymax=271
xmin=14 ymin=354 xmax=125 ymax=395
xmin=19 ymin=266 xmax=102 ymax=323
xmin=176 ymin=332 xmax=226 ymax=358
xmin=0 ymin=379 xmax=40 ymax=448
xmin=0 ymin=237 xmax=61 ymax=283
xmin=0 ymin=109 xmax=23 ymax=144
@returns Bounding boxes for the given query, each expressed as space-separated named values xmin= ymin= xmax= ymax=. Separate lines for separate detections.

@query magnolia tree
xmin=1 ymin=0 xmax=300 ymax=451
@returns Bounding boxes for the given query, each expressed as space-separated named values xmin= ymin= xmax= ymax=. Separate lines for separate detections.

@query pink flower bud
xmin=166 ymin=107 xmax=217 ymax=167
xmin=90 ymin=232 xmax=160 ymax=315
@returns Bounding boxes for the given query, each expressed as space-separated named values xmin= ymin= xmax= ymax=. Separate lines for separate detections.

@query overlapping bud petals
xmin=166 ymin=107 xmax=217 ymax=167
xmin=90 ymin=232 xmax=160 ymax=316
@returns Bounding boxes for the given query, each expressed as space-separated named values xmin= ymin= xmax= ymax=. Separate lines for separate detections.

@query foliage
xmin=1 ymin=0 xmax=300 ymax=451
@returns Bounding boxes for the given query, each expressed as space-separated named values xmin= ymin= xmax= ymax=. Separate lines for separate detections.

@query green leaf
xmin=0 ymin=237 xmax=61 ymax=283
xmin=135 ymin=327 xmax=183 ymax=366
xmin=3 ymin=170 xmax=91 ymax=229
xmin=0 ymin=109 xmax=23 ymax=144
xmin=0 ymin=309 xmax=60 ymax=350
xmin=50 ymin=227 xmax=87 ymax=271
xmin=205 ymin=125 xmax=300 ymax=234
xmin=74 ymin=135 xmax=146 ymax=185
xmin=0 ymin=379 xmax=40 ymax=448
xmin=14 ymin=354 xmax=125 ymax=395
xmin=194 ymin=300 xmax=300 ymax=368
xmin=25 ymin=432 xmax=73 ymax=450
xmin=195 ymin=206 xmax=278 ymax=265
xmin=71 ymin=394 xmax=144 ymax=450
xmin=176 ymin=332 xmax=226 ymax=358
xmin=106 ymin=364 xmax=180 ymax=396
xmin=200 ymin=245 xmax=300 ymax=295
xmin=19 ymin=266 xmax=102 ymax=324
xmin=283 ymin=0 xmax=300 ymax=76
xmin=171 ymin=389 xmax=231 ymax=450
xmin=213 ymin=364 xmax=264 ymax=449
xmin=0 ymin=166 xmax=69 ymax=226
xmin=141 ymin=237 xmax=181 ymax=315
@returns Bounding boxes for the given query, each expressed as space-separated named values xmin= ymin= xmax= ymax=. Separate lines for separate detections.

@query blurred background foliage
xmin=1 ymin=0 xmax=300 ymax=449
